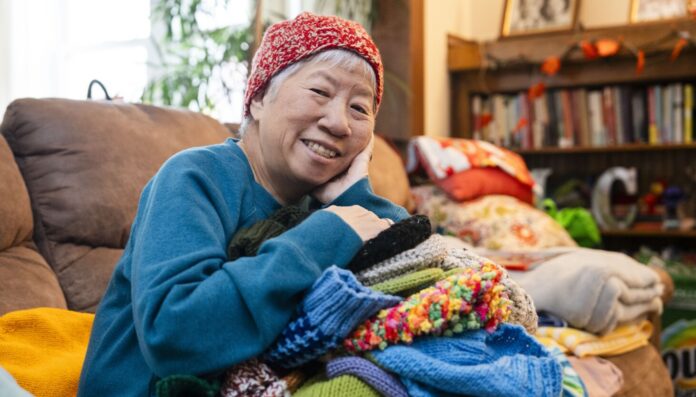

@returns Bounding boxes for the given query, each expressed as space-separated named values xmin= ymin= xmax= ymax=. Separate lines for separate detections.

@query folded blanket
xmin=0 ymin=308 xmax=94 ymax=397
xmin=367 ymin=324 xmax=562 ymax=397
xmin=535 ymin=320 xmax=653 ymax=357
xmin=509 ymin=248 xmax=663 ymax=334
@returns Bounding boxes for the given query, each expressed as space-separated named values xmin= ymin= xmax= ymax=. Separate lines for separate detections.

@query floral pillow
xmin=412 ymin=185 xmax=577 ymax=250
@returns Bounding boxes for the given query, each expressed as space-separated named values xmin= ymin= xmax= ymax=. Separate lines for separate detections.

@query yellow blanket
xmin=535 ymin=319 xmax=653 ymax=358
xmin=0 ymin=308 xmax=94 ymax=397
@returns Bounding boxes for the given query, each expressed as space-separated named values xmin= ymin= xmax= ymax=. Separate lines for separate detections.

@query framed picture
xmin=630 ymin=0 xmax=694 ymax=23
xmin=501 ymin=0 xmax=580 ymax=37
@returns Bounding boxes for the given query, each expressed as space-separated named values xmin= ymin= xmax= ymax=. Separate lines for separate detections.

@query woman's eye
xmin=351 ymin=104 xmax=368 ymax=115
xmin=310 ymin=88 xmax=329 ymax=97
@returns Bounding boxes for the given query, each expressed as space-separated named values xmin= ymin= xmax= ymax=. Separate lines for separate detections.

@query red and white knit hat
xmin=243 ymin=12 xmax=383 ymax=117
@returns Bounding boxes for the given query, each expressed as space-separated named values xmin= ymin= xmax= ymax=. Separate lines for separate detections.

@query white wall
xmin=0 ymin=0 xmax=9 ymax=116
xmin=423 ymin=0 xmax=633 ymax=137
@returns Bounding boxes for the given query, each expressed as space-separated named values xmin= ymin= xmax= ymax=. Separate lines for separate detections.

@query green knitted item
xmin=227 ymin=206 xmax=309 ymax=259
xmin=155 ymin=375 xmax=221 ymax=397
xmin=293 ymin=373 xmax=380 ymax=397
xmin=370 ymin=268 xmax=444 ymax=296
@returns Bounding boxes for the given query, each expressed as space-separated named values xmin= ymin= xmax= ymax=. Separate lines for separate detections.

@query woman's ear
xmin=249 ymin=94 xmax=264 ymax=121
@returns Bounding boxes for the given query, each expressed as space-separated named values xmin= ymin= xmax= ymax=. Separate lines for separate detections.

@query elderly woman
xmin=77 ymin=12 xmax=408 ymax=397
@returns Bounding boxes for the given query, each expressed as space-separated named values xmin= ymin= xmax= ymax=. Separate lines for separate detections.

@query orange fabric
xmin=0 ymin=308 xmax=94 ymax=397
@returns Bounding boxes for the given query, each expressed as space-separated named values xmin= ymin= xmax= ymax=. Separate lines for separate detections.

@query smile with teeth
xmin=302 ymin=140 xmax=339 ymax=159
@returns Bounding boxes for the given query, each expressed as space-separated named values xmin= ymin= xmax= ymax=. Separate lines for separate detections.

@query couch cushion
xmin=369 ymin=135 xmax=414 ymax=212
xmin=0 ymin=135 xmax=65 ymax=314
xmin=0 ymin=98 xmax=231 ymax=311
xmin=0 ymin=135 xmax=32 ymax=251
xmin=607 ymin=344 xmax=674 ymax=397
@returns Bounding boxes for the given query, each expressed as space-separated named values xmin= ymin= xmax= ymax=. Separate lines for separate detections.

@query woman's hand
xmin=323 ymin=205 xmax=393 ymax=242
xmin=312 ymin=134 xmax=374 ymax=204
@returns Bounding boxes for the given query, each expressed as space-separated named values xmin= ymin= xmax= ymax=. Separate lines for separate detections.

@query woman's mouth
xmin=301 ymin=139 xmax=339 ymax=159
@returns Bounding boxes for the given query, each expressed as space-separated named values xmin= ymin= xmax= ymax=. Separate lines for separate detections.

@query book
xmin=588 ymin=90 xmax=604 ymax=146
xmin=662 ymin=84 xmax=673 ymax=143
xmin=575 ymin=89 xmax=591 ymax=146
xmin=648 ymin=86 xmax=659 ymax=144
xmin=686 ymin=84 xmax=694 ymax=144
xmin=630 ymin=88 xmax=648 ymax=143
xmin=655 ymin=85 xmax=663 ymax=144
xmin=674 ymin=84 xmax=684 ymax=144
xmin=602 ymin=87 xmax=617 ymax=145
xmin=559 ymin=90 xmax=574 ymax=148
xmin=472 ymin=95 xmax=483 ymax=140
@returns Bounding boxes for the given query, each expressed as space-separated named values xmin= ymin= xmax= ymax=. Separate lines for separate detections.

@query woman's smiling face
xmin=249 ymin=55 xmax=376 ymax=188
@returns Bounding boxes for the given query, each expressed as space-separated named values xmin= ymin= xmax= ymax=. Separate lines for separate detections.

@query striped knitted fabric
xmin=264 ymin=266 xmax=401 ymax=368
xmin=370 ymin=268 xmax=444 ymax=296
xmin=326 ymin=357 xmax=409 ymax=397
xmin=356 ymin=234 xmax=448 ymax=286
xmin=344 ymin=262 xmax=512 ymax=353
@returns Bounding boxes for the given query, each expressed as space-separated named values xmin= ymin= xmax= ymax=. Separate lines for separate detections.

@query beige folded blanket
xmin=509 ymin=248 xmax=663 ymax=334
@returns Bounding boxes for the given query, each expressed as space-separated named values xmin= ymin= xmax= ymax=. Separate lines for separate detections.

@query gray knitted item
xmin=356 ymin=234 xmax=448 ymax=286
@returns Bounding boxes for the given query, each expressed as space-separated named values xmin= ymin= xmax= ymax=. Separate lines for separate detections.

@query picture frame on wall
xmin=629 ymin=0 xmax=694 ymax=23
xmin=501 ymin=0 xmax=580 ymax=37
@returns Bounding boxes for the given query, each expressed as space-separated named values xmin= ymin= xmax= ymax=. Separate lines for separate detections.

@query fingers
xmin=323 ymin=205 xmax=395 ymax=242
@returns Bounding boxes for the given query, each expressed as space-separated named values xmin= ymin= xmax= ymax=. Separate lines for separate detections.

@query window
xmin=1 ymin=0 xmax=151 ymax=113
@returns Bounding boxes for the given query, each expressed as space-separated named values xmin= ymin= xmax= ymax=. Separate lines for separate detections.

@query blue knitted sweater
xmin=77 ymin=138 xmax=407 ymax=396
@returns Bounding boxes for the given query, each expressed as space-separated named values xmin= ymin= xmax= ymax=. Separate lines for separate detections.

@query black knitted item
xmin=227 ymin=206 xmax=309 ymax=260
xmin=347 ymin=215 xmax=432 ymax=273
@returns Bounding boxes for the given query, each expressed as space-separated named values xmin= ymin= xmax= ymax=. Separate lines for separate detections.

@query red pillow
xmin=438 ymin=167 xmax=533 ymax=204
xmin=407 ymin=137 xmax=534 ymax=204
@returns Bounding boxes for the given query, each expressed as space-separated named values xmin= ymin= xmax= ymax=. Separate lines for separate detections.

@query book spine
xmin=654 ymin=85 xmax=663 ymax=144
xmin=560 ymin=90 xmax=574 ymax=148
xmin=576 ymin=89 xmax=590 ymax=147
xmin=588 ymin=91 xmax=604 ymax=146
xmin=602 ymin=87 xmax=617 ymax=145
xmin=648 ymin=86 xmax=659 ymax=144
xmin=472 ymin=95 xmax=482 ymax=140
xmin=686 ymin=84 xmax=694 ymax=144
xmin=674 ymin=84 xmax=683 ymax=144
xmin=662 ymin=85 xmax=672 ymax=143
xmin=613 ymin=87 xmax=626 ymax=145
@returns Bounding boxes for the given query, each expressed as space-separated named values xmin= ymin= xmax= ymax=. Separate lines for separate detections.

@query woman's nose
xmin=318 ymin=100 xmax=351 ymax=137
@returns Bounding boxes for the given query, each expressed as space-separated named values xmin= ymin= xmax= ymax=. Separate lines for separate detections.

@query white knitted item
xmin=356 ymin=234 xmax=447 ymax=286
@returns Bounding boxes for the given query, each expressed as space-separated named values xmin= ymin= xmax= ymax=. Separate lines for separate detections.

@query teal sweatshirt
xmin=77 ymin=138 xmax=407 ymax=396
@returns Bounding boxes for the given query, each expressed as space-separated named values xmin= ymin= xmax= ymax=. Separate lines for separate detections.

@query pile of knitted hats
xmin=157 ymin=208 xmax=559 ymax=397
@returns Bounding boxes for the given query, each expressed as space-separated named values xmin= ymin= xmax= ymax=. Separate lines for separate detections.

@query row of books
xmin=470 ymin=83 xmax=695 ymax=149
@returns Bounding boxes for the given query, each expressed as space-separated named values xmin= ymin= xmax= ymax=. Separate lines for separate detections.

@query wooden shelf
xmin=514 ymin=143 xmax=696 ymax=155
xmin=448 ymin=19 xmax=696 ymax=72
xmin=601 ymin=229 xmax=696 ymax=238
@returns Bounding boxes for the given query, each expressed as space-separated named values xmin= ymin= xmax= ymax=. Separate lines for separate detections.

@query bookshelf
xmin=448 ymin=20 xmax=696 ymax=251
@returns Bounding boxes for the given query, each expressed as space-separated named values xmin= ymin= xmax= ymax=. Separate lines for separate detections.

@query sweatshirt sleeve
xmin=128 ymin=155 xmax=363 ymax=377
xmin=327 ymin=177 xmax=409 ymax=222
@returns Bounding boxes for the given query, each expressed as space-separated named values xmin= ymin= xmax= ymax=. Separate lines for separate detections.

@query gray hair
xmin=239 ymin=49 xmax=377 ymax=137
